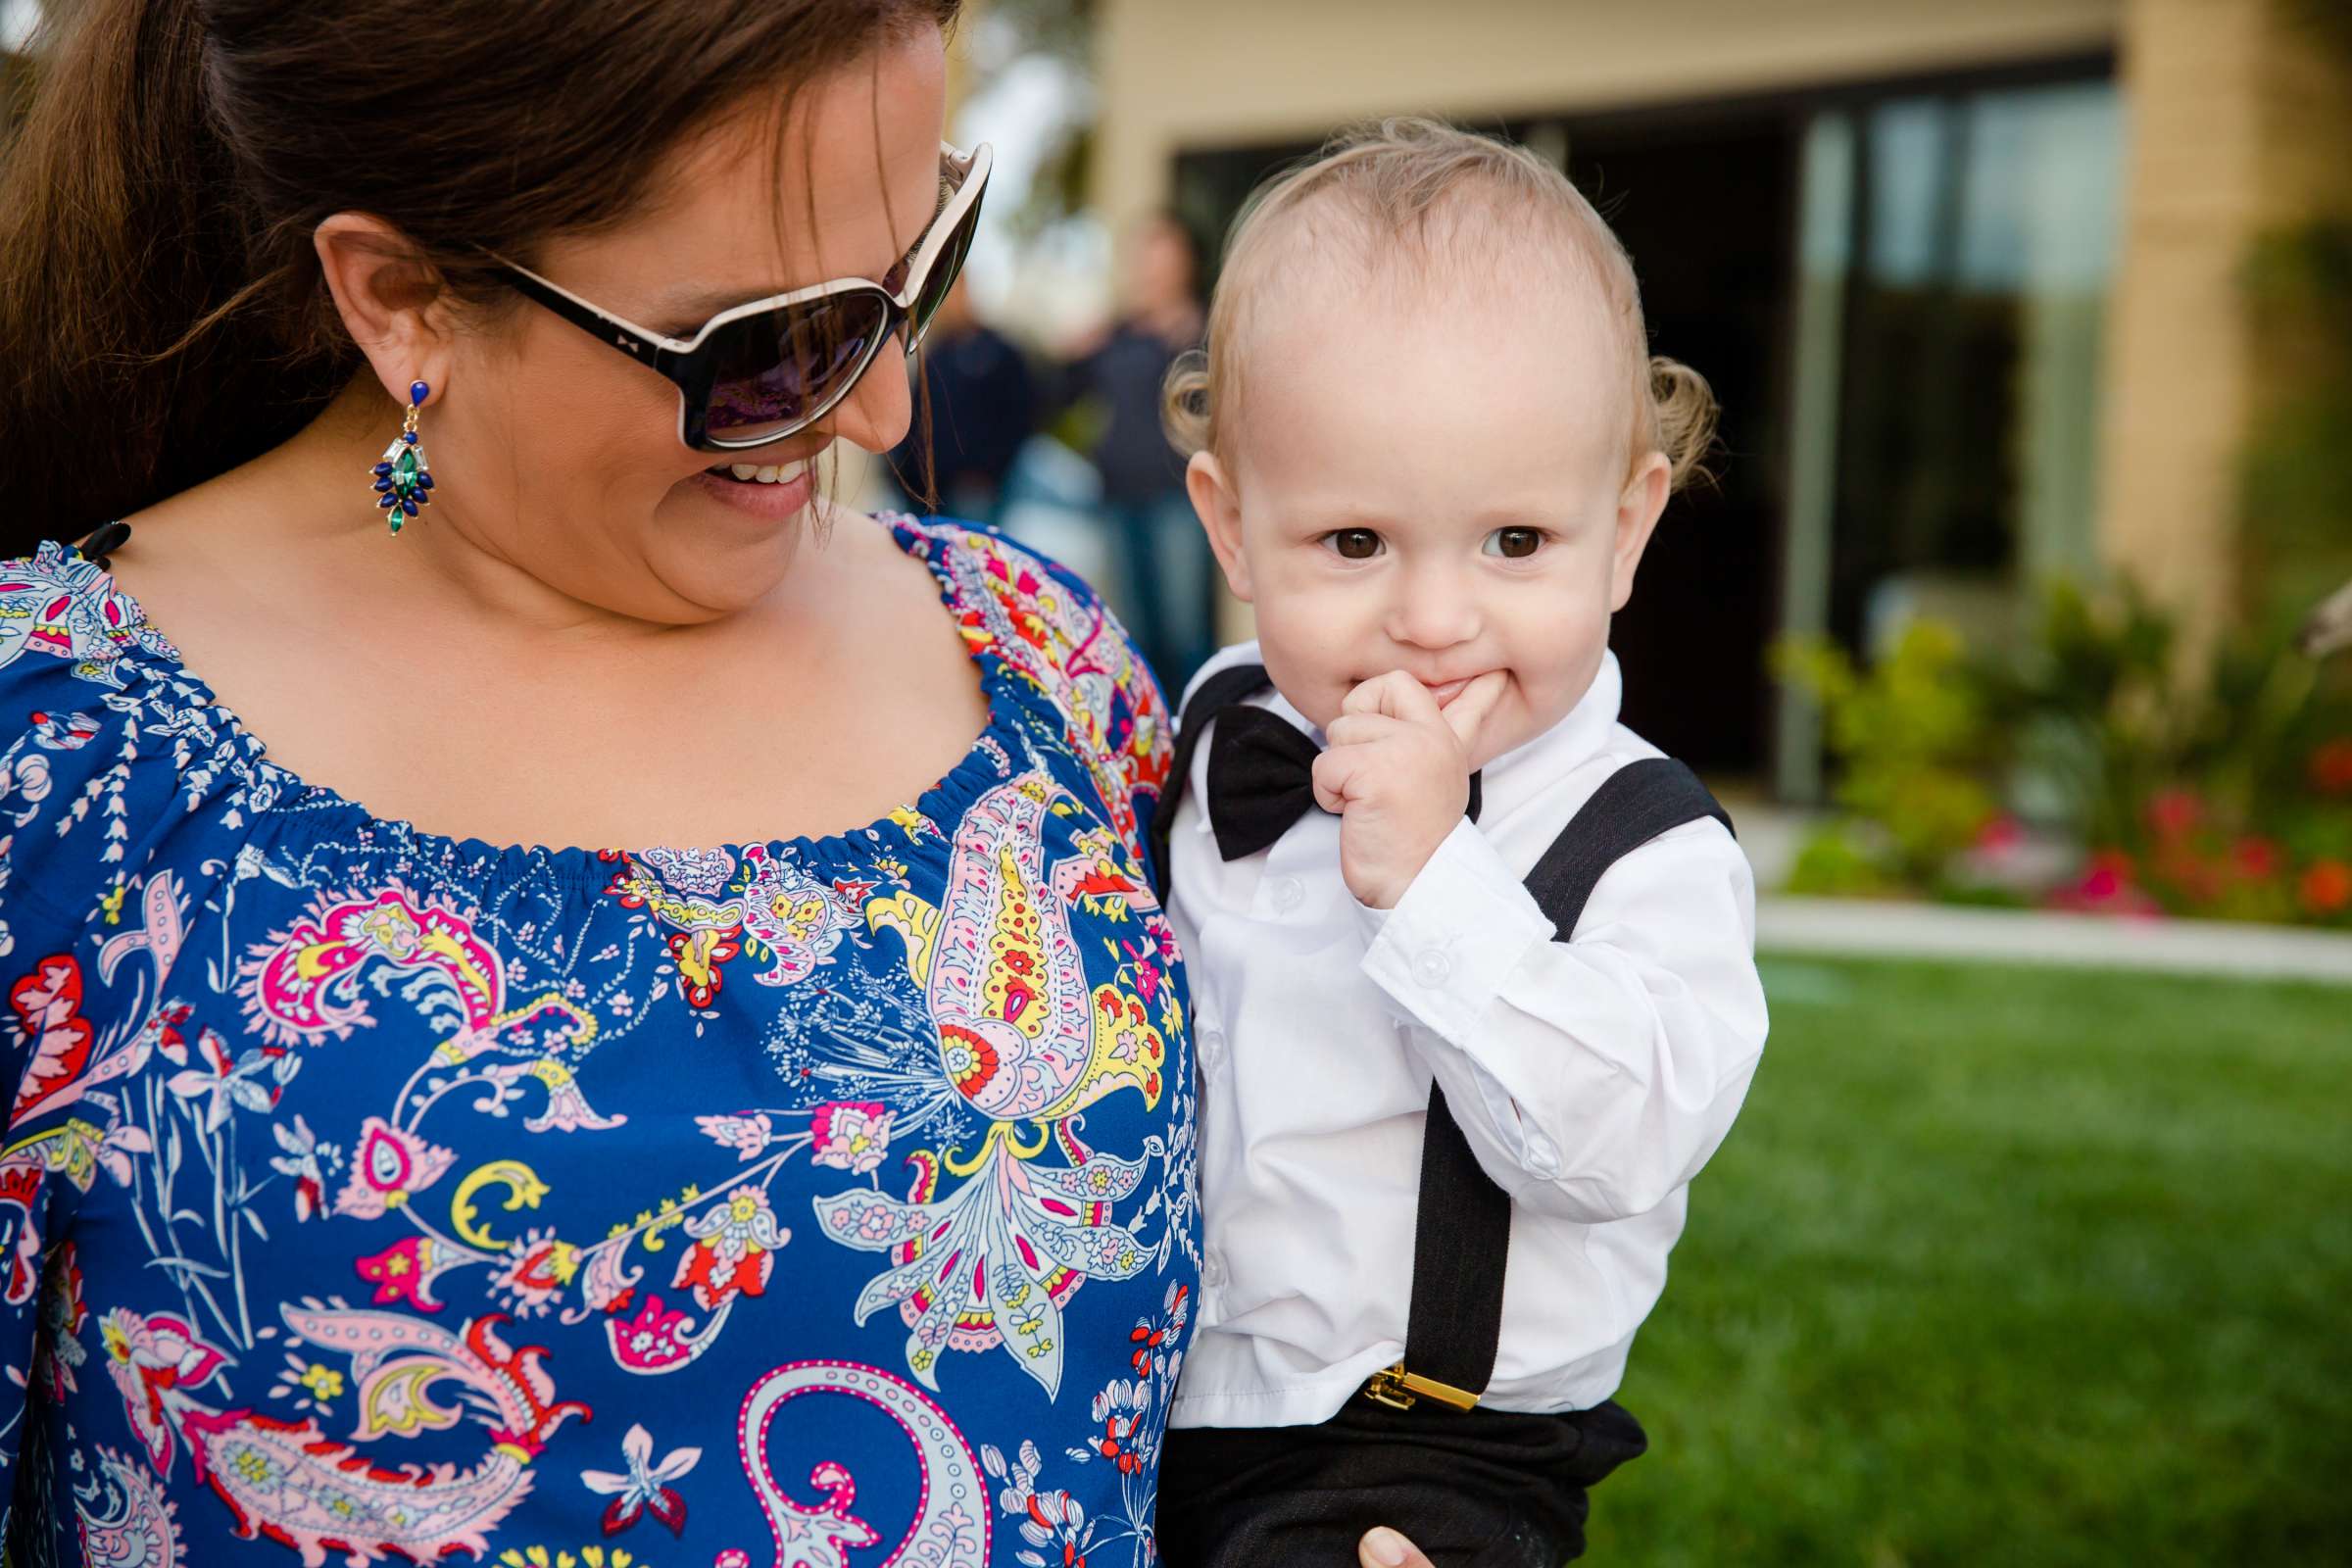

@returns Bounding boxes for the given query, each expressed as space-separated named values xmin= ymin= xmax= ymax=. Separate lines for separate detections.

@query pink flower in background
xmin=2049 ymin=851 xmax=2163 ymax=918
xmin=1974 ymin=813 xmax=2025 ymax=854
xmin=2143 ymin=789 xmax=2202 ymax=839
xmin=2310 ymin=739 xmax=2352 ymax=795
xmin=2230 ymin=837 xmax=2282 ymax=880
xmin=2078 ymin=852 xmax=2132 ymax=902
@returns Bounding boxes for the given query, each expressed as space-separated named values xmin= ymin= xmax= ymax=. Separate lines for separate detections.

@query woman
xmin=0 ymin=3 xmax=1450 ymax=1560
xmin=0 ymin=2 xmax=1201 ymax=1561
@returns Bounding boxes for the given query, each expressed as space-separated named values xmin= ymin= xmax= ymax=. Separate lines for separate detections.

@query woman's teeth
xmin=710 ymin=463 xmax=798 ymax=484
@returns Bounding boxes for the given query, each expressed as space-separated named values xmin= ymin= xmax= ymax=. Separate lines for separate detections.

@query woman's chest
xmin=109 ymin=525 xmax=995 ymax=854
xmin=24 ymin=766 xmax=1198 ymax=1562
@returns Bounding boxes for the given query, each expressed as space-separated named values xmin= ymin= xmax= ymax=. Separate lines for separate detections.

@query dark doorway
xmin=1524 ymin=110 xmax=1795 ymax=777
xmin=1174 ymin=110 xmax=1795 ymax=780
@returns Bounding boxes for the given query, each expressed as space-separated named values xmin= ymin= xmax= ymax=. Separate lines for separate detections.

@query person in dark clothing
xmin=891 ymin=275 xmax=1037 ymax=525
xmin=1057 ymin=210 xmax=1213 ymax=688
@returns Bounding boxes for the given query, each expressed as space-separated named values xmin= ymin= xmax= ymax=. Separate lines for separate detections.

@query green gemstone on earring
xmin=374 ymin=424 xmax=433 ymax=535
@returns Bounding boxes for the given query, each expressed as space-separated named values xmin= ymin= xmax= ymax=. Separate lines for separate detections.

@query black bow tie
xmin=1204 ymin=707 xmax=1326 ymax=862
xmin=1202 ymin=706 xmax=1482 ymax=863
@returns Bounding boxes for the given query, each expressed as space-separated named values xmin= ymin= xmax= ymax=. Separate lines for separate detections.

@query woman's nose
xmin=823 ymin=338 xmax=916 ymax=456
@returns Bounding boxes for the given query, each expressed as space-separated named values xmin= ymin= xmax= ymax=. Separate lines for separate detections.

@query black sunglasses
xmin=491 ymin=141 xmax=991 ymax=452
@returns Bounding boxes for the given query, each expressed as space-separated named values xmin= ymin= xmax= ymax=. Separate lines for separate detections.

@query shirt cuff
xmin=1358 ymin=818 xmax=1555 ymax=1043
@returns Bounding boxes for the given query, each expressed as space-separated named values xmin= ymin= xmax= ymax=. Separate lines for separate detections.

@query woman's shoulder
xmin=891 ymin=510 xmax=1101 ymax=605
xmin=0 ymin=540 xmax=261 ymax=940
xmin=0 ymin=538 xmax=181 ymax=682
xmin=893 ymin=512 xmax=1176 ymax=844
xmin=893 ymin=512 xmax=1150 ymax=684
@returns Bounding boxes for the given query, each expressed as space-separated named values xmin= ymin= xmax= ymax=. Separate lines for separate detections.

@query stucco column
xmin=2095 ymin=0 xmax=2352 ymax=653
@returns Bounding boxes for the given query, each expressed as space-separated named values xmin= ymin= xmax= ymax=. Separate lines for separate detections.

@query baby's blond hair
xmin=1163 ymin=117 xmax=1716 ymax=490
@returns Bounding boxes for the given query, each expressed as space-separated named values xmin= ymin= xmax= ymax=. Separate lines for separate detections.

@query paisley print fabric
xmin=0 ymin=516 xmax=1199 ymax=1567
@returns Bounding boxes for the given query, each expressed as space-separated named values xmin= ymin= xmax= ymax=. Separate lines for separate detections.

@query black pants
xmin=1156 ymin=1396 xmax=1647 ymax=1567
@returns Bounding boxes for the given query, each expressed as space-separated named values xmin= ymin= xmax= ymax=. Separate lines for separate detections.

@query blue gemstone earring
xmin=371 ymin=379 xmax=437 ymax=534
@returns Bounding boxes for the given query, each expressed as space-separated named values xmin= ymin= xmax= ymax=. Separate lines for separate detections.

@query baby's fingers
xmin=1342 ymin=670 xmax=1440 ymax=723
xmin=1310 ymin=745 xmax=1361 ymax=815
xmin=1439 ymin=669 xmax=1511 ymax=752
xmin=1323 ymin=712 xmax=1404 ymax=750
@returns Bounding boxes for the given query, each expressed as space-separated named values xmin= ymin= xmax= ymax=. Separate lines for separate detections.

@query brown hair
xmin=0 ymin=0 xmax=959 ymax=553
xmin=1164 ymin=116 xmax=1717 ymax=489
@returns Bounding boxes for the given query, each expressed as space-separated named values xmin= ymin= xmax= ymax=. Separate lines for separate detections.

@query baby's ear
xmin=1187 ymin=451 xmax=1252 ymax=603
xmin=1610 ymin=452 xmax=1671 ymax=612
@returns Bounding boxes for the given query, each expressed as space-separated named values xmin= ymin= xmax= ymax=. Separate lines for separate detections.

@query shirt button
xmin=1269 ymin=876 xmax=1305 ymax=913
xmin=1198 ymin=1028 xmax=1227 ymax=1073
xmin=1201 ymin=1250 xmax=1227 ymax=1288
xmin=1412 ymin=949 xmax=1453 ymax=987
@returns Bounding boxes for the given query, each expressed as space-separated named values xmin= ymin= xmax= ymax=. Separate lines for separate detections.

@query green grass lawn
xmin=1583 ymin=956 xmax=2350 ymax=1567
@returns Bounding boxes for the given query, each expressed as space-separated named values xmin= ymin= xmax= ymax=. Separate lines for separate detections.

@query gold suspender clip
xmin=1362 ymin=1360 xmax=1481 ymax=1412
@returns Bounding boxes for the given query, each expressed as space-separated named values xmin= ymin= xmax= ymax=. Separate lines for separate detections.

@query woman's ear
xmin=314 ymin=213 xmax=456 ymax=411
xmin=1187 ymin=450 xmax=1251 ymax=603
xmin=1609 ymin=450 xmax=1672 ymax=612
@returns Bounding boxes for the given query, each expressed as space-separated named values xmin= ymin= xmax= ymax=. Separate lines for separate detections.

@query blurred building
xmin=1091 ymin=0 xmax=2352 ymax=796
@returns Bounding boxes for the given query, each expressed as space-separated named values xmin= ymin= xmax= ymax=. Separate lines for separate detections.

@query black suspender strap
xmin=1149 ymin=662 xmax=1277 ymax=903
xmin=1524 ymin=758 xmax=1733 ymax=943
xmin=1383 ymin=757 xmax=1733 ymax=1410
xmin=1152 ymin=669 xmax=1734 ymax=1413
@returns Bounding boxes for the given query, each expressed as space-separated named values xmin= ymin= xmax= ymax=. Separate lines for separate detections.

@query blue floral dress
xmin=0 ymin=516 xmax=1198 ymax=1568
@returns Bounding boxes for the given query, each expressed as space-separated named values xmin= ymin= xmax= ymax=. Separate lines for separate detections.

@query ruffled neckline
xmin=63 ymin=514 xmax=1031 ymax=888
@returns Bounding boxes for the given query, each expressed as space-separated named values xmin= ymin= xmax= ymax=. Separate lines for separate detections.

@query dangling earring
xmin=371 ymin=379 xmax=437 ymax=534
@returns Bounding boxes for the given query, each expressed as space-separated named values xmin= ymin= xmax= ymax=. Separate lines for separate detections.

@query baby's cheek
xmin=1257 ymin=606 xmax=1354 ymax=709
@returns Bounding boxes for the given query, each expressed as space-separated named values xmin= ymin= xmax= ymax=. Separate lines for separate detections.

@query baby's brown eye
xmin=1329 ymin=529 xmax=1382 ymax=561
xmin=1488 ymin=527 xmax=1543 ymax=560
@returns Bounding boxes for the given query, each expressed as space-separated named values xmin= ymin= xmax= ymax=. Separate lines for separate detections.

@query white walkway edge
xmin=1756 ymin=896 xmax=2352 ymax=986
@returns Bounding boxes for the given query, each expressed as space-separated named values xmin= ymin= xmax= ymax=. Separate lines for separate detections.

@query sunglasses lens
xmin=908 ymin=177 xmax=985 ymax=345
xmin=704 ymin=290 xmax=891 ymax=443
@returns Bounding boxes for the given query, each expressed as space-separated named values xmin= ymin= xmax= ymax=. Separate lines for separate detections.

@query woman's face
xmin=423 ymin=27 xmax=948 ymax=623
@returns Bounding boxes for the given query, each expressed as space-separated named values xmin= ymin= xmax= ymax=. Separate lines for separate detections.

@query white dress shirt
xmin=1165 ymin=643 xmax=1768 ymax=1429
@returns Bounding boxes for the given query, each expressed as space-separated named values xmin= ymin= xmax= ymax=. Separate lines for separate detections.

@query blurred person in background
xmin=888 ymin=273 xmax=1037 ymax=525
xmin=1056 ymin=209 xmax=1213 ymax=687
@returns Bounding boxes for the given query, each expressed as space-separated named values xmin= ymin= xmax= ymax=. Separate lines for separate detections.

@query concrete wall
xmin=1093 ymin=0 xmax=2122 ymax=239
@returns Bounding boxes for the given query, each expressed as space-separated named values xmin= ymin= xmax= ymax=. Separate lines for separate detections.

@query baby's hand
xmin=1312 ymin=669 xmax=1508 ymax=909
